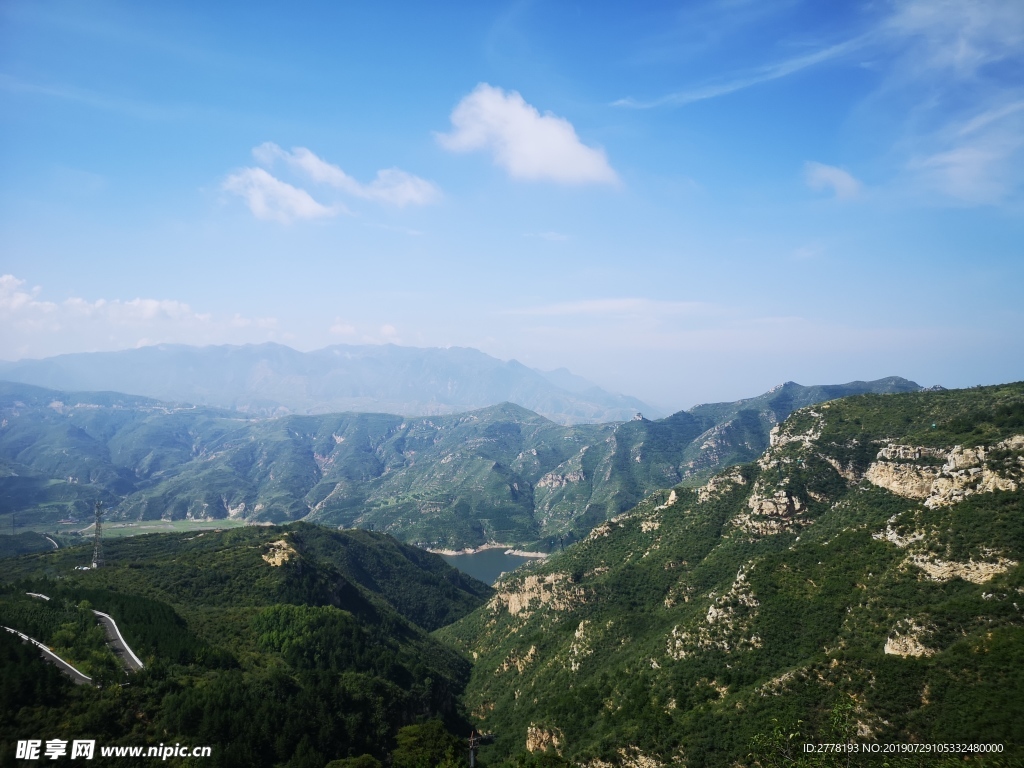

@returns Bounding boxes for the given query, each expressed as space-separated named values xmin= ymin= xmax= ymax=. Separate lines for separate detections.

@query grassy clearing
xmin=5 ymin=516 xmax=253 ymax=540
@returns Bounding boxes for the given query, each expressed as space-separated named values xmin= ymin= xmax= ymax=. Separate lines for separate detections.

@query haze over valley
xmin=2 ymin=0 xmax=1023 ymax=765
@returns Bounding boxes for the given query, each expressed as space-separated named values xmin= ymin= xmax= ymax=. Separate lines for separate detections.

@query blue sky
xmin=1 ymin=0 xmax=1022 ymax=411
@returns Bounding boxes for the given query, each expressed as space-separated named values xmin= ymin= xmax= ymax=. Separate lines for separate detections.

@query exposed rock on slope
xmin=438 ymin=382 xmax=1024 ymax=767
xmin=865 ymin=435 xmax=1022 ymax=508
xmin=0 ymin=377 xmax=923 ymax=549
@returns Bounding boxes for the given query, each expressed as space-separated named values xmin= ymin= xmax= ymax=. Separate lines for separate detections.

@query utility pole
xmin=468 ymin=730 xmax=492 ymax=767
xmin=91 ymin=501 xmax=104 ymax=568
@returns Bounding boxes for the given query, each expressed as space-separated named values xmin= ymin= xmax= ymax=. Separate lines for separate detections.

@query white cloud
xmin=612 ymin=1 xmax=1024 ymax=206
xmin=804 ymin=162 xmax=862 ymax=200
xmin=0 ymin=275 xmax=284 ymax=360
xmin=614 ymin=37 xmax=865 ymax=109
xmin=222 ymin=167 xmax=340 ymax=223
xmin=879 ymin=1 xmax=1024 ymax=204
xmin=254 ymin=143 xmax=440 ymax=207
xmin=329 ymin=319 xmax=356 ymax=336
xmin=884 ymin=0 xmax=1024 ymax=79
xmin=900 ymin=99 xmax=1024 ymax=205
xmin=437 ymin=84 xmax=618 ymax=185
xmin=0 ymin=275 xmax=57 ymax=316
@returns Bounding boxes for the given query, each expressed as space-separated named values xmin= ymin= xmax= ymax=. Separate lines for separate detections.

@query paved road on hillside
xmin=23 ymin=592 xmax=145 ymax=673
xmin=3 ymin=626 xmax=93 ymax=685
xmin=93 ymin=610 xmax=145 ymax=671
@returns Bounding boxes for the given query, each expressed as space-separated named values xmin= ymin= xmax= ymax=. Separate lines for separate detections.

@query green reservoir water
xmin=440 ymin=549 xmax=538 ymax=586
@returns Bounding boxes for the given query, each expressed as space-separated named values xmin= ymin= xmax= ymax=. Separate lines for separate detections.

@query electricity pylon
xmin=91 ymin=501 xmax=104 ymax=568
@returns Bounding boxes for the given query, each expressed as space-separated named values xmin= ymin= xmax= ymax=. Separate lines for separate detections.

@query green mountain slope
xmin=1 ymin=377 xmax=922 ymax=550
xmin=0 ymin=524 xmax=491 ymax=767
xmin=438 ymin=382 xmax=1024 ymax=767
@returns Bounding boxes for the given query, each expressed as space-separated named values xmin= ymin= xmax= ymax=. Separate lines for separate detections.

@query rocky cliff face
xmin=865 ymin=435 xmax=1022 ymax=508
xmin=439 ymin=382 xmax=1024 ymax=767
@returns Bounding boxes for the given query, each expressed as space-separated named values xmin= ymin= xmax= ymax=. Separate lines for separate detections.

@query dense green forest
xmin=0 ymin=525 xmax=490 ymax=767
xmin=439 ymin=382 xmax=1024 ymax=767
xmin=2 ymin=382 xmax=1022 ymax=767
xmin=0 ymin=377 xmax=919 ymax=549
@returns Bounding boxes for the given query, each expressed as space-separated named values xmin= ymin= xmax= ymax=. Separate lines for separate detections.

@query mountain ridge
xmin=1 ymin=376 xmax=921 ymax=549
xmin=0 ymin=342 xmax=660 ymax=425
xmin=438 ymin=381 xmax=1024 ymax=766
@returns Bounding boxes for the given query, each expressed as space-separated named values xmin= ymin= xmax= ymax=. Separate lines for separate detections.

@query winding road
xmin=92 ymin=610 xmax=145 ymax=671
xmin=3 ymin=626 xmax=93 ymax=686
xmin=22 ymin=592 xmax=145 ymax=675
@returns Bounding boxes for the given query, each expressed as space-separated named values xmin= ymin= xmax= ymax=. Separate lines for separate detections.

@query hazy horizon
xmin=2 ymin=1 xmax=1022 ymax=412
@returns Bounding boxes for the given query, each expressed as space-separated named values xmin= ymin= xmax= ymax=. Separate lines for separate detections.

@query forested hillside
xmin=439 ymin=382 xmax=1024 ymax=767
xmin=0 ymin=377 xmax=919 ymax=550
xmin=0 ymin=524 xmax=491 ymax=768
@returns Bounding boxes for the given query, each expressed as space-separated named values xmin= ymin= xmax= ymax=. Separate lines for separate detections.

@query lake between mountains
xmin=439 ymin=549 xmax=540 ymax=586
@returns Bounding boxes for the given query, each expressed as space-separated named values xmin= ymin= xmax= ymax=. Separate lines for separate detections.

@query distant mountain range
xmin=0 ymin=376 xmax=922 ymax=549
xmin=0 ymin=343 xmax=660 ymax=425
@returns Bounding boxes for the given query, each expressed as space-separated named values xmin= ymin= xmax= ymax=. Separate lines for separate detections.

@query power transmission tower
xmin=91 ymin=501 xmax=104 ymax=568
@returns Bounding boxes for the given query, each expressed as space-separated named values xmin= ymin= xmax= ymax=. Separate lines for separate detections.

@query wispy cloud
xmin=0 ymin=275 xmax=281 ymax=359
xmin=615 ymin=1 xmax=1024 ymax=206
xmin=804 ymin=162 xmax=862 ymax=200
xmin=0 ymin=73 xmax=187 ymax=120
xmin=437 ymin=84 xmax=618 ymax=185
xmin=877 ymin=19 xmax=1023 ymax=204
xmin=223 ymin=144 xmax=439 ymax=223
xmin=254 ymin=143 xmax=440 ymax=207
xmin=613 ymin=36 xmax=865 ymax=109
xmin=881 ymin=1 xmax=1024 ymax=205
xmin=222 ymin=167 xmax=341 ymax=223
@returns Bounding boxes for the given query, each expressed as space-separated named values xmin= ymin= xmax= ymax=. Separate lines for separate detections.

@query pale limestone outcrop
xmin=496 ymin=645 xmax=537 ymax=674
xmin=667 ymin=567 xmax=761 ymax=659
xmin=655 ymin=489 xmax=678 ymax=510
xmin=731 ymin=486 xmax=805 ymax=536
xmin=536 ymin=468 xmax=585 ymax=489
xmin=766 ymin=412 xmax=823 ymax=454
xmin=567 ymin=620 xmax=593 ymax=672
xmin=905 ymin=553 xmax=1017 ymax=584
xmin=262 ymin=538 xmax=295 ymax=566
xmin=697 ymin=468 xmax=746 ymax=503
xmin=871 ymin=521 xmax=925 ymax=548
xmin=927 ymin=468 xmax=1018 ymax=508
xmin=884 ymin=620 xmax=935 ymax=657
xmin=616 ymin=747 xmax=664 ymax=768
xmin=586 ymin=522 xmax=618 ymax=541
xmin=865 ymin=462 xmax=938 ymax=499
xmin=865 ymin=435 xmax=1022 ymax=508
xmin=537 ymin=448 xmax=587 ymax=489
xmin=224 ymin=498 xmax=247 ymax=518
xmin=748 ymin=489 xmax=804 ymax=516
xmin=526 ymin=724 xmax=563 ymax=754
xmin=822 ymin=455 xmax=860 ymax=482
xmin=489 ymin=573 xmax=586 ymax=618
xmin=877 ymin=445 xmax=947 ymax=461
